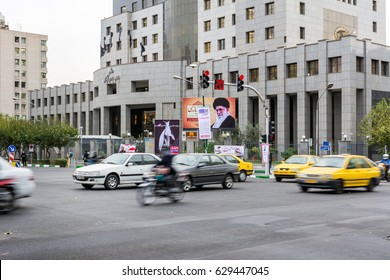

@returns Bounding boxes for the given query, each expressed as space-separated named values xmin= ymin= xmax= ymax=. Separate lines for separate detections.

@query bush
xmin=51 ymin=158 xmax=68 ymax=167
xmin=280 ymin=148 xmax=297 ymax=160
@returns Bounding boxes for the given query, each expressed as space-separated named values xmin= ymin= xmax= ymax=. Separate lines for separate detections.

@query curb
xmin=27 ymin=164 xmax=61 ymax=168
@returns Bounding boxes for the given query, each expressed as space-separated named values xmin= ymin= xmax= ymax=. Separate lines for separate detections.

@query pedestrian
xmin=269 ymin=152 xmax=273 ymax=174
xmin=21 ymin=150 xmax=28 ymax=166
xmin=83 ymin=150 xmax=89 ymax=164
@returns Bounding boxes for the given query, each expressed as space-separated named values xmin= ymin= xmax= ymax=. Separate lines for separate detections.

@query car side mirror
xmin=309 ymin=161 xmax=315 ymax=165
xmin=126 ymin=162 xmax=134 ymax=166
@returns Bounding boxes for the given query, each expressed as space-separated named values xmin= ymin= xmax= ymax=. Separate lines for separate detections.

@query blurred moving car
xmin=219 ymin=154 xmax=253 ymax=182
xmin=0 ymin=157 xmax=35 ymax=212
xmin=172 ymin=153 xmax=239 ymax=191
xmin=273 ymin=155 xmax=320 ymax=182
xmin=296 ymin=154 xmax=381 ymax=194
xmin=73 ymin=153 xmax=161 ymax=190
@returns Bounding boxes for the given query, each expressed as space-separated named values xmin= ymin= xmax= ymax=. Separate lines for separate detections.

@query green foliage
xmin=280 ymin=147 xmax=297 ymax=160
xmin=51 ymin=159 xmax=68 ymax=167
xmin=359 ymin=98 xmax=390 ymax=152
xmin=0 ymin=114 xmax=78 ymax=159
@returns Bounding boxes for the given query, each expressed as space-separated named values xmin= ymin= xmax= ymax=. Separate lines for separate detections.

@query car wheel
xmin=181 ymin=177 xmax=192 ymax=192
xmin=238 ymin=170 xmax=247 ymax=182
xmin=334 ymin=180 xmax=344 ymax=194
xmin=367 ymin=179 xmax=375 ymax=192
xmin=275 ymin=177 xmax=282 ymax=182
xmin=82 ymin=184 xmax=94 ymax=189
xmin=222 ymin=174 xmax=234 ymax=189
xmin=300 ymin=186 xmax=308 ymax=192
xmin=0 ymin=188 xmax=15 ymax=213
xmin=104 ymin=174 xmax=119 ymax=190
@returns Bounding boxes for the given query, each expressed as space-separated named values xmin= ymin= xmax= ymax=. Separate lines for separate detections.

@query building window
xmin=246 ymin=31 xmax=255 ymax=43
xmin=186 ymin=77 xmax=193 ymax=90
xmin=106 ymin=26 xmax=111 ymax=36
xmin=267 ymin=66 xmax=277 ymax=80
xmin=22 ymin=59 xmax=26 ymax=66
xmin=132 ymin=39 xmax=138 ymax=48
xmin=142 ymin=18 xmax=147 ymax=27
xmin=232 ymin=14 xmax=236 ymax=25
xmin=66 ymin=95 xmax=70 ymax=104
xmin=329 ymin=56 xmax=342 ymax=73
xmin=300 ymin=27 xmax=305 ymax=39
xmin=142 ymin=36 xmax=147 ymax=46
xmin=57 ymin=96 xmax=62 ymax=105
xmin=116 ymin=59 xmax=122 ymax=65
xmin=356 ymin=57 xmax=364 ymax=73
xmin=371 ymin=59 xmax=379 ymax=74
xmin=300 ymin=2 xmax=305 ymax=14
xmin=152 ymin=53 xmax=158 ymax=61
xmin=15 ymin=59 xmax=20 ymax=65
xmin=15 ymin=47 xmax=20 ymax=55
xmin=106 ymin=61 xmax=111 ymax=67
xmin=307 ymin=60 xmax=318 ymax=76
xmin=373 ymin=21 xmax=377 ymax=33
xmin=73 ymin=94 xmax=78 ymax=103
xmin=249 ymin=68 xmax=259 ymax=82
xmin=246 ymin=7 xmax=254 ymax=20
xmin=218 ymin=17 xmax=225 ymax=28
xmin=132 ymin=2 xmax=137 ymax=11
xmin=373 ymin=0 xmax=377 ymax=11
xmin=204 ymin=0 xmax=210 ymax=10
xmin=265 ymin=2 xmax=274 ymax=15
xmin=381 ymin=61 xmax=389 ymax=76
xmin=15 ymin=70 xmax=20 ymax=78
xmin=142 ymin=55 xmax=147 ymax=62
xmin=152 ymin=34 xmax=158 ymax=44
xmin=204 ymin=42 xmax=211 ymax=53
xmin=132 ymin=21 xmax=137 ymax=30
xmin=229 ymin=71 xmax=238 ymax=83
xmin=41 ymin=72 xmax=46 ymax=79
xmin=204 ymin=20 xmax=211 ymax=31
xmin=116 ymin=23 xmax=122 ymax=33
xmin=116 ymin=41 xmax=122 ymax=50
xmin=132 ymin=57 xmax=138 ymax=63
xmin=286 ymin=63 xmax=297 ymax=78
xmin=232 ymin=36 xmax=236 ymax=48
xmin=21 ymin=37 xmax=26 ymax=44
xmin=142 ymin=0 xmax=146 ymax=8
xmin=214 ymin=73 xmax=222 ymax=81
xmin=15 ymin=36 xmax=20 ymax=43
xmin=265 ymin=27 xmax=274 ymax=39
xmin=218 ymin=39 xmax=225 ymax=50
xmin=41 ymin=40 xmax=47 ymax=47
xmin=153 ymin=14 xmax=158 ymax=24
xmin=121 ymin=5 xmax=127 ymax=13
xmin=218 ymin=0 xmax=224 ymax=6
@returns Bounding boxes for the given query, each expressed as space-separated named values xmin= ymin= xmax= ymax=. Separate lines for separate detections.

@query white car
xmin=73 ymin=153 xmax=161 ymax=190
xmin=0 ymin=157 xmax=36 ymax=212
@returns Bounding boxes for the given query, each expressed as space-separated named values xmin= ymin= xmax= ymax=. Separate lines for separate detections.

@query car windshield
xmin=314 ymin=157 xmax=346 ymax=168
xmin=101 ymin=153 xmax=129 ymax=165
xmin=172 ymin=154 xmax=198 ymax=166
xmin=285 ymin=156 xmax=307 ymax=164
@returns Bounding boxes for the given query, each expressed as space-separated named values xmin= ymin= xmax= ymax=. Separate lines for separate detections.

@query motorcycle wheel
xmin=136 ymin=186 xmax=156 ymax=206
xmin=168 ymin=185 xmax=185 ymax=202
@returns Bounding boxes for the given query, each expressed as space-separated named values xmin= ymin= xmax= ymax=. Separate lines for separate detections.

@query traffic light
xmin=269 ymin=134 xmax=274 ymax=144
xmin=261 ymin=134 xmax=267 ymax=143
xmin=269 ymin=120 xmax=275 ymax=135
xmin=237 ymin=74 xmax=244 ymax=92
xmin=202 ymin=70 xmax=210 ymax=89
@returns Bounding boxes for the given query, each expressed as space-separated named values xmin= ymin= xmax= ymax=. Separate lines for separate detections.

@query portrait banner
xmin=154 ymin=120 xmax=180 ymax=156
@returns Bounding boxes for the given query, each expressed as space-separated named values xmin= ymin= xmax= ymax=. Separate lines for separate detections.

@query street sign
xmin=321 ymin=145 xmax=330 ymax=151
xmin=8 ymin=145 xmax=16 ymax=153
xmin=185 ymin=131 xmax=198 ymax=140
xmin=15 ymin=161 xmax=21 ymax=168
xmin=214 ymin=79 xmax=225 ymax=90
xmin=29 ymin=144 xmax=35 ymax=153
xmin=323 ymin=141 xmax=329 ymax=146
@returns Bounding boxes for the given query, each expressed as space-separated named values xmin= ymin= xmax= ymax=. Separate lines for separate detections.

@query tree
xmin=359 ymin=98 xmax=390 ymax=151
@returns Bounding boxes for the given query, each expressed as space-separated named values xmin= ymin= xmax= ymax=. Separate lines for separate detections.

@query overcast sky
xmin=1 ymin=1 xmax=390 ymax=87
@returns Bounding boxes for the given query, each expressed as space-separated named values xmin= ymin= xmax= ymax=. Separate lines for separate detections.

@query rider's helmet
xmin=383 ymin=154 xmax=389 ymax=160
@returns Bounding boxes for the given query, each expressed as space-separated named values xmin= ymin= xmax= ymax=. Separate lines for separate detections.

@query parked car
xmin=0 ymin=157 xmax=36 ymax=212
xmin=296 ymin=154 xmax=381 ymax=193
xmin=172 ymin=153 xmax=239 ymax=191
xmin=219 ymin=154 xmax=253 ymax=182
xmin=72 ymin=153 xmax=161 ymax=190
xmin=273 ymin=155 xmax=320 ymax=182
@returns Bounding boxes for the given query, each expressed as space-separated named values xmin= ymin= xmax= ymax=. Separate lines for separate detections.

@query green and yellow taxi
xmin=273 ymin=155 xmax=320 ymax=182
xmin=296 ymin=154 xmax=381 ymax=194
xmin=219 ymin=154 xmax=253 ymax=182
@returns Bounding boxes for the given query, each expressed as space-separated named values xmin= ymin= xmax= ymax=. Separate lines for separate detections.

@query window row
xmin=105 ymin=53 xmax=159 ymax=67
xmin=131 ymin=14 xmax=158 ymax=30
xmin=337 ymin=0 xmax=357 ymax=6
xmin=186 ymin=57 xmax=389 ymax=85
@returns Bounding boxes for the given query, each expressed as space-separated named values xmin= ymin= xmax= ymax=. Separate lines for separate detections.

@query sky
xmin=1 ymin=1 xmax=390 ymax=87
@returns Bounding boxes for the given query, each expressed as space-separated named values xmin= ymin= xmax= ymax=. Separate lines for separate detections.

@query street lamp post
xmin=79 ymin=126 xmax=83 ymax=161
xmin=316 ymin=83 xmax=334 ymax=155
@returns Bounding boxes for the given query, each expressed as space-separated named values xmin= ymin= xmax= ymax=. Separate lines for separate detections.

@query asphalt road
xmin=1 ymin=167 xmax=390 ymax=260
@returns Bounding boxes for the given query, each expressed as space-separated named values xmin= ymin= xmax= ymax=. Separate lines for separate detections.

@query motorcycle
xmin=376 ymin=162 xmax=389 ymax=181
xmin=136 ymin=171 xmax=187 ymax=206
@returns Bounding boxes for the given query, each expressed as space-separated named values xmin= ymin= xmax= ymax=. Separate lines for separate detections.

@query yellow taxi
xmin=219 ymin=154 xmax=253 ymax=182
xmin=296 ymin=154 xmax=381 ymax=194
xmin=273 ymin=155 xmax=320 ymax=182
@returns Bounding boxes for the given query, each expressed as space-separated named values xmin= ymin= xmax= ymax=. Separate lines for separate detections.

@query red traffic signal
xmin=237 ymin=74 xmax=244 ymax=92
xmin=202 ymin=70 xmax=210 ymax=89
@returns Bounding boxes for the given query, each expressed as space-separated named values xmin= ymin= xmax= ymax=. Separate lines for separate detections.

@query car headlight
xmin=296 ymin=173 xmax=307 ymax=178
xmin=321 ymin=174 xmax=333 ymax=179
xmin=86 ymin=171 xmax=100 ymax=176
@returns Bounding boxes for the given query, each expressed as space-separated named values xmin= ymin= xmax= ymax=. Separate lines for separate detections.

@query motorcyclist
xmin=379 ymin=154 xmax=390 ymax=180
xmin=153 ymin=154 xmax=177 ymax=189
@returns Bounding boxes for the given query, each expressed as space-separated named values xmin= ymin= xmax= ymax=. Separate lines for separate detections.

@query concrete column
xmin=341 ymin=87 xmax=357 ymax=145
xmin=297 ymin=91 xmax=310 ymax=147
